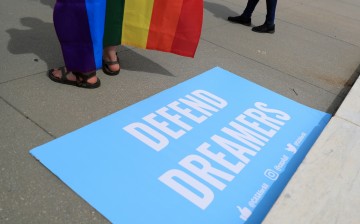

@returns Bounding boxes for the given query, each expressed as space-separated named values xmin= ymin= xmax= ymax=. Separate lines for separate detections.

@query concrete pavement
xmin=1 ymin=0 xmax=359 ymax=223
xmin=263 ymin=71 xmax=360 ymax=224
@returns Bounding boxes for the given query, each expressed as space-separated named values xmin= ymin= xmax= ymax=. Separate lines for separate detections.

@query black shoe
xmin=252 ymin=23 xmax=275 ymax=33
xmin=228 ymin=15 xmax=251 ymax=26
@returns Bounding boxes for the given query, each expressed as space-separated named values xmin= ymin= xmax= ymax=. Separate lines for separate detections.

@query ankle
xmin=265 ymin=21 xmax=275 ymax=26
xmin=240 ymin=14 xmax=251 ymax=20
xmin=103 ymin=47 xmax=117 ymax=60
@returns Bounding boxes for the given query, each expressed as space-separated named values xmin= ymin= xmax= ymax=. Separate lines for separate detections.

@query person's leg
xmin=252 ymin=0 xmax=277 ymax=33
xmin=265 ymin=0 xmax=277 ymax=25
xmin=242 ymin=0 xmax=260 ymax=19
xmin=228 ymin=0 xmax=260 ymax=26
xmin=50 ymin=0 xmax=102 ymax=87
xmin=102 ymin=0 xmax=123 ymax=75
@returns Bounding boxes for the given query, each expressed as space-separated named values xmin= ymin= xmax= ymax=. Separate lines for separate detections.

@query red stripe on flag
xmin=171 ymin=0 xmax=203 ymax=57
xmin=147 ymin=0 xmax=184 ymax=52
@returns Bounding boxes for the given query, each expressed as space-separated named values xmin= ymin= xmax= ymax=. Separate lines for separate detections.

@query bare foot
xmin=103 ymin=46 xmax=120 ymax=72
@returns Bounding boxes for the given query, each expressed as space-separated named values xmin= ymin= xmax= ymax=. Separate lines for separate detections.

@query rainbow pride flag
xmin=54 ymin=0 xmax=203 ymax=73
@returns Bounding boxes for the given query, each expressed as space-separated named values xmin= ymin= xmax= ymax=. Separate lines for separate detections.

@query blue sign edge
xmin=246 ymin=115 xmax=330 ymax=223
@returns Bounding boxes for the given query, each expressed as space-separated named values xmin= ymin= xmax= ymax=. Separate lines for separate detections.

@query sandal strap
xmin=72 ymin=71 xmax=97 ymax=88
xmin=73 ymin=71 xmax=96 ymax=81
xmin=103 ymin=53 xmax=120 ymax=66
xmin=73 ymin=71 xmax=96 ymax=85
xmin=57 ymin=66 xmax=70 ymax=81
xmin=104 ymin=59 xmax=119 ymax=65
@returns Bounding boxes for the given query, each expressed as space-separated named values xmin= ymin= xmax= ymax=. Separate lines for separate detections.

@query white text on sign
xmin=123 ymin=90 xmax=291 ymax=210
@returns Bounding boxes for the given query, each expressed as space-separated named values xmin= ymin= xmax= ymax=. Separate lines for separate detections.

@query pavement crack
xmin=291 ymin=88 xmax=298 ymax=96
xmin=0 ymin=96 xmax=55 ymax=139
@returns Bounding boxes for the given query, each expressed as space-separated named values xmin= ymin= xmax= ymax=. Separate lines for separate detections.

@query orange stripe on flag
xmin=147 ymin=0 xmax=184 ymax=52
xmin=171 ymin=0 xmax=203 ymax=57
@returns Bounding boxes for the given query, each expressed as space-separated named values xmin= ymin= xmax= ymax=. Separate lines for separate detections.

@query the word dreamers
xmin=123 ymin=89 xmax=291 ymax=210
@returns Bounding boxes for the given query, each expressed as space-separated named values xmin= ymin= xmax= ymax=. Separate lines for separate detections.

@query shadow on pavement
xmin=119 ymin=47 xmax=174 ymax=76
xmin=330 ymin=63 xmax=360 ymax=114
xmin=204 ymin=1 xmax=240 ymax=20
xmin=339 ymin=63 xmax=360 ymax=98
xmin=6 ymin=17 xmax=61 ymax=70
xmin=342 ymin=63 xmax=360 ymax=90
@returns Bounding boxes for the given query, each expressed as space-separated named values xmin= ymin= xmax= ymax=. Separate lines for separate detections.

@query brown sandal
xmin=102 ymin=53 xmax=120 ymax=76
xmin=48 ymin=67 xmax=100 ymax=89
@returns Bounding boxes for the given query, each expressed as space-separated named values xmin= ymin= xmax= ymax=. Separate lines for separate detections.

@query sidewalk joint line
xmin=334 ymin=115 xmax=360 ymax=128
xmin=0 ymin=96 xmax=55 ymax=139
xmin=275 ymin=18 xmax=360 ymax=48
xmin=0 ymin=71 xmax=44 ymax=85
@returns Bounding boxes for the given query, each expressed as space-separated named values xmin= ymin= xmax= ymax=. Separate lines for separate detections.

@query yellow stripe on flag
xmin=122 ymin=0 xmax=155 ymax=48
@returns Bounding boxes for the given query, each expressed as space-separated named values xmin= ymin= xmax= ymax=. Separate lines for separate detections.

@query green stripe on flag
xmin=103 ymin=0 xmax=125 ymax=47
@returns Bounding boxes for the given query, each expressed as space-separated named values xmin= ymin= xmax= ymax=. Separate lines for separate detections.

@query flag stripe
xmin=146 ymin=0 xmax=184 ymax=52
xmin=103 ymin=0 xmax=125 ymax=47
xmin=54 ymin=0 xmax=97 ymax=72
xmin=170 ymin=0 xmax=203 ymax=57
xmin=122 ymin=0 xmax=155 ymax=48
xmin=54 ymin=0 xmax=202 ymax=73
xmin=85 ymin=0 xmax=106 ymax=69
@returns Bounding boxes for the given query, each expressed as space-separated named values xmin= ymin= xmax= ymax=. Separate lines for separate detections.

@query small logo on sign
xmin=285 ymin=143 xmax=297 ymax=154
xmin=237 ymin=206 xmax=252 ymax=221
xmin=264 ymin=169 xmax=279 ymax=181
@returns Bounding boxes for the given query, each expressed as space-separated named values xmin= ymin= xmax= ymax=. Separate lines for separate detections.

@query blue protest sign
xmin=30 ymin=67 xmax=331 ymax=223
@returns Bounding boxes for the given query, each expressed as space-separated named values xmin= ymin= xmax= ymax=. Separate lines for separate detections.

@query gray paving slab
xmin=202 ymin=16 xmax=360 ymax=97
xmin=0 ymin=39 xmax=342 ymax=139
xmin=0 ymin=99 xmax=108 ymax=224
xmin=132 ymin=39 xmax=344 ymax=114
xmin=309 ymin=0 xmax=360 ymax=21
xmin=277 ymin=2 xmax=360 ymax=47
xmin=341 ymin=0 xmax=360 ymax=7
